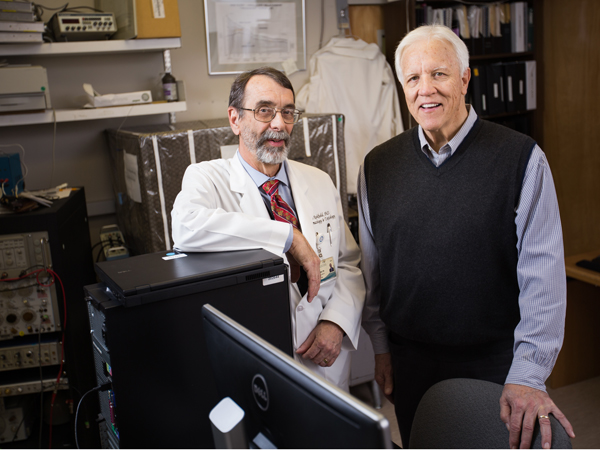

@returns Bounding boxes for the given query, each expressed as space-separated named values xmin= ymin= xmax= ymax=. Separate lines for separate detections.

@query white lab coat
xmin=171 ymin=154 xmax=365 ymax=390
xmin=297 ymin=37 xmax=404 ymax=194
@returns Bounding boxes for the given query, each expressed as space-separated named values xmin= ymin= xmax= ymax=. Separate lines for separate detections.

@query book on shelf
xmin=503 ymin=62 xmax=520 ymax=113
xmin=486 ymin=62 xmax=506 ymax=116
xmin=0 ymin=1 xmax=33 ymax=12
xmin=527 ymin=6 xmax=534 ymax=52
xmin=416 ymin=2 xmax=533 ymax=56
xmin=510 ymin=2 xmax=527 ymax=53
xmin=0 ymin=30 xmax=42 ymax=42
xmin=0 ymin=20 xmax=44 ymax=32
xmin=0 ymin=10 xmax=35 ymax=22
xmin=469 ymin=65 xmax=488 ymax=117
xmin=500 ymin=3 xmax=512 ymax=54
xmin=525 ymin=60 xmax=536 ymax=110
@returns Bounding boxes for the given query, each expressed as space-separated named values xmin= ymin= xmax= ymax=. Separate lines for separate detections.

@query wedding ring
xmin=539 ymin=415 xmax=549 ymax=420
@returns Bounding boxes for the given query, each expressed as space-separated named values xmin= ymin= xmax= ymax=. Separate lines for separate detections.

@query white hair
xmin=395 ymin=25 xmax=470 ymax=86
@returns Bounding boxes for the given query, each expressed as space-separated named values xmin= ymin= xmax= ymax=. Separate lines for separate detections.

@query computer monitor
xmin=201 ymin=304 xmax=392 ymax=449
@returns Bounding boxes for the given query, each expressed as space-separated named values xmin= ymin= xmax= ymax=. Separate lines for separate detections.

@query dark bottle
xmin=162 ymin=71 xmax=178 ymax=102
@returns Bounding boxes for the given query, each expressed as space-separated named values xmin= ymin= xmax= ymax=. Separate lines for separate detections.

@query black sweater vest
xmin=364 ymin=120 xmax=535 ymax=346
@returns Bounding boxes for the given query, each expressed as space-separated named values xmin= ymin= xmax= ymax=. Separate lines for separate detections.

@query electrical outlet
xmin=100 ymin=224 xmax=129 ymax=260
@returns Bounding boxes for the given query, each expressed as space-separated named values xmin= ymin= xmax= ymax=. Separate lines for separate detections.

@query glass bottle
xmin=162 ymin=71 xmax=178 ymax=102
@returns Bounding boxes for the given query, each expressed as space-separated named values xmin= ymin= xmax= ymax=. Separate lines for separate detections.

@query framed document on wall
xmin=203 ymin=0 xmax=306 ymax=75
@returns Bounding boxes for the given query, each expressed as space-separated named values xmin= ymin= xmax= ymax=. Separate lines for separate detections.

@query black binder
xmin=513 ymin=61 xmax=527 ymax=112
xmin=486 ymin=63 xmax=506 ymax=116
xmin=470 ymin=65 xmax=488 ymax=116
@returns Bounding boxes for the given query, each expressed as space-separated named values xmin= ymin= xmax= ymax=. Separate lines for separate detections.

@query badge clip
xmin=315 ymin=232 xmax=323 ymax=258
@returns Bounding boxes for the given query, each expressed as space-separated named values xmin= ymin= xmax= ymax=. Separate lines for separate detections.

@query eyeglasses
xmin=239 ymin=107 xmax=302 ymax=124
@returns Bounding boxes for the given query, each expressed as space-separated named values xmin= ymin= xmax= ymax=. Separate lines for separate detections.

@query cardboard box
xmin=136 ymin=0 xmax=181 ymax=38
xmin=96 ymin=0 xmax=181 ymax=39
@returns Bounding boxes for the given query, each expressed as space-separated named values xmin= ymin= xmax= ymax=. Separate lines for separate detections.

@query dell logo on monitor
xmin=252 ymin=374 xmax=269 ymax=411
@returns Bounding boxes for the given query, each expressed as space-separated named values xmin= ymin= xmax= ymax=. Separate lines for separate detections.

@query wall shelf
xmin=0 ymin=101 xmax=187 ymax=127
xmin=0 ymin=38 xmax=186 ymax=126
xmin=0 ymin=38 xmax=182 ymax=57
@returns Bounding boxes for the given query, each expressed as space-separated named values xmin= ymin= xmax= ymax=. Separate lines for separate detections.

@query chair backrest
xmin=409 ymin=378 xmax=572 ymax=449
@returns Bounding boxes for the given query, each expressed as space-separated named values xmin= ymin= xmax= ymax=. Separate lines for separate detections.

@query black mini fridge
xmin=85 ymin=248 xmax=291 ymax=449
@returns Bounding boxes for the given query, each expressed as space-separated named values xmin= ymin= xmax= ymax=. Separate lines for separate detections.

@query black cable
xmin=75 ymin=382 xmax=112 ymax=449
xmin=95 ymin=241 xmax=117 ymax=263
xmin=61 ymin=6 xmax=103 ymax=12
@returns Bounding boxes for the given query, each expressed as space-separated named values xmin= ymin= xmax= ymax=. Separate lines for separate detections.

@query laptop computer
xmin=94 ymin=248 xmax=285 ymax=307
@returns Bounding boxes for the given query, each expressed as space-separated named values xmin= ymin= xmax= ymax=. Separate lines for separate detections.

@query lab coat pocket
xmin=295 ymin=296 xmax=323 ymax=346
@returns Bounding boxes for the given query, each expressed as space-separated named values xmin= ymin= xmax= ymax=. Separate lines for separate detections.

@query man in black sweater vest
xmin=358 ymin=25 xmax=575 ymax=448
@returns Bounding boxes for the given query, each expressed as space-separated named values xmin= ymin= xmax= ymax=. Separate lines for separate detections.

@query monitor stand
xmin=209 ymin=397 xmax=248 ymax=449
xmin=209 ymin=397 xmax=280 ymax=449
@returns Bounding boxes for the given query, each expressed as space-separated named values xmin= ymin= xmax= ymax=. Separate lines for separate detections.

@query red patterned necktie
xmin=262 ymin=179 xmax=299 ymax=229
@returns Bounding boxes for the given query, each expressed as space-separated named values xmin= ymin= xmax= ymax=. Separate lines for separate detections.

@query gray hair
xmin=395 ymin=25 xmax=469 ymax=86
xmin=228 ymin=66 xmax=295 ymax=119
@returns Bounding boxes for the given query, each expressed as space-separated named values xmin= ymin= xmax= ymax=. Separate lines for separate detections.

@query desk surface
xmin=565 ymin=249 xmax=600 ymax=286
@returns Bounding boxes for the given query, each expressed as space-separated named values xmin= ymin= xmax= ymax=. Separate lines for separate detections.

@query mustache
xmin=257 ymin=129 xmax=290 ymax=148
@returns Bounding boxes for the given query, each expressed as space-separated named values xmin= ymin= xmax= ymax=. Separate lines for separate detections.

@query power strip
xmin=99 ymin=225 xmax=129 ymax=261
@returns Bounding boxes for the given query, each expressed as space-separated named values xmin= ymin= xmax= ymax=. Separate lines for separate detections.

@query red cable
xmin=46 ymin=269 xmax=66 ymax=450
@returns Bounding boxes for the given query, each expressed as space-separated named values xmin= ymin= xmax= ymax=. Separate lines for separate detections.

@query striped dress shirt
xmin=358 ymin=106 xmax=567 ymax=392
xmin=238 ymin=151 xmax=295 ymax=252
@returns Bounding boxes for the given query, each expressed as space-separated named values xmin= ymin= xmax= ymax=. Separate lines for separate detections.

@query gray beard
xmin=241 ymin=128 xmax=290 ymax=165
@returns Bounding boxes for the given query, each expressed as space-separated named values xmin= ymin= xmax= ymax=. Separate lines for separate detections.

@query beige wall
xmin=174 ymin=0 xmax=340 ymax=121
xmin=0 ymin=0 xmax=341 ymax=245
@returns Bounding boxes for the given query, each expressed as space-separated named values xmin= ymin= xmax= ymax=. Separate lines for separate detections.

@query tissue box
xmin=84 ymin=83 xmax=152 ymax=108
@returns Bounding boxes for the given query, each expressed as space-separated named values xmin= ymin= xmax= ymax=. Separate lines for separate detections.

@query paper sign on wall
xmin=124 ymin=152 xmax=142 ymax=203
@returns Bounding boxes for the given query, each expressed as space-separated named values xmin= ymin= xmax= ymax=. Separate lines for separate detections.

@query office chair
xmin=409 ymin=378 xmax=572 ymax=449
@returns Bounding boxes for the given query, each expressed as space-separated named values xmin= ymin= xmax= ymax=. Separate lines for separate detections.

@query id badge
xmin=320 ymin=257 xmax=336 ymax=282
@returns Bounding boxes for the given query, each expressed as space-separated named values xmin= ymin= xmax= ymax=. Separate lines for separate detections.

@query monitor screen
xmin=201 ymin=304 xmax=392 ymax=449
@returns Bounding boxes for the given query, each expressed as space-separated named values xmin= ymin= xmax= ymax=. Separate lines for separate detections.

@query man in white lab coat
xmin=171 ymin=67 xmax=365 ymax=390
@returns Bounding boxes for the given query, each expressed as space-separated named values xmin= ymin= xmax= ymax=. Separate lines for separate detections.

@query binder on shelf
xmin=500 ymin=3 xmax=512 ymax=54
xmin=489 ymin=3 xmax=503 ymax=54
xmin=527 ymin=6 xmax=534 ymax=52
xmin=480 ymin=4 xmax=503 ymax=55
xmin=510 ymin=2 xmax=527 ymax=53
xmin=466 ymin=5 xmax=483 ymax=55
xmin=502 ymin=62 xmax=517 ymax=113
xmin=481 ymin=5 xmax=493 ymax=55
xmin=470 ymin=65 xmax=487 ymax=117
xmin=453 ymin=5 xmax=470 ymax=39
xmin=514 ymin=62 xmax=527 ymax=112
xmin=486 ymin=63 xmax=505 ymax=116
xmin=525 ymin=60 xmax=536 ymax=110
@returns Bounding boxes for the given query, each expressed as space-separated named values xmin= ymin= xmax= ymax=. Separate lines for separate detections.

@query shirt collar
xmin=236 ymin=150 xmax=290 ymax=188
xmin=418 ymin=105 xmax=479 ymax=156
